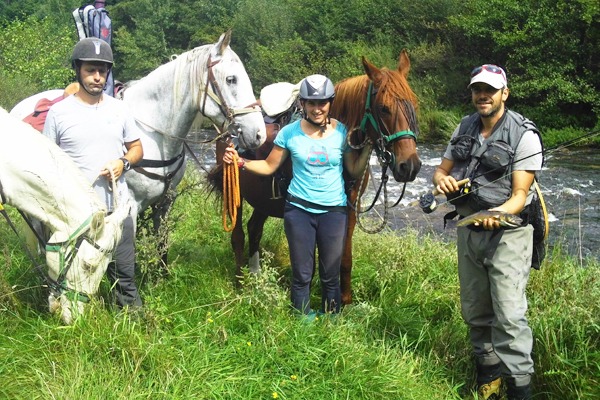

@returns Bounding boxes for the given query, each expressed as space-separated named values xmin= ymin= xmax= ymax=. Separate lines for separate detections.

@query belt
xmin=286 ymin=194 xmax=347 ymax=213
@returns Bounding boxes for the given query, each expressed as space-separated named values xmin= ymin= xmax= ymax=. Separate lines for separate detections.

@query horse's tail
xmin=206 ymin=163 xmax=225 ymax=197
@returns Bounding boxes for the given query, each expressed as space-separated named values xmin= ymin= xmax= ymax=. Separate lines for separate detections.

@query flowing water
xmin=188 ymin=131 xmax=600 ymax=262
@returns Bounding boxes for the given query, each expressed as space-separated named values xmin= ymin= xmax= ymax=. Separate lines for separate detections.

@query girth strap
xmin=136 ymin=151 xmax=184 ymax=169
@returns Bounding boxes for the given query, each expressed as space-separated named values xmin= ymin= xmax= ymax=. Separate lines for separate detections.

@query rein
xmin=222 ymin=151 xmax=241 ymax=232
xmin=349 ymin=81 xmax=415 ymax=233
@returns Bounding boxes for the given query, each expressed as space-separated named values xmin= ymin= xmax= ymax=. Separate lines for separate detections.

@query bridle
xmin=347 ymin=81 xmax=419 ymax=233
xmin=349 ymin=81 xmax=417 ymax=166
xmin=44 ymin=215 xmax=113 ymax=303
xmin=0 ymin=176 xmax=114 ymax=305
xmin=198 ymin=54 xmax=262 ymax=141
xmin=133 ymin=53 xmax=262 ymax=189
xmin=1 ymin=204 xmax=111 ymax=304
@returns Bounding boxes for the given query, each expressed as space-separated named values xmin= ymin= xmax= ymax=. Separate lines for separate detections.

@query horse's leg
xmin=247 ymin=209 xmax=269 ymax=274
xmin=341 ymin=186 xmax=359 ymax=305
xmin=151 ymin=190 xmax=177 ymax=273
xmin=231 ymin=201 xmax=246 ymax=282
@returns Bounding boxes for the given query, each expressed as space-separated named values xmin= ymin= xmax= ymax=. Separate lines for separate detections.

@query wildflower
xmin=272 ymin=392 xmax=278 ymax=399
xmin=247 ymin=341 xmax=252 ymax=347
xmin=290 ymin=375 xmax=297 ymax=381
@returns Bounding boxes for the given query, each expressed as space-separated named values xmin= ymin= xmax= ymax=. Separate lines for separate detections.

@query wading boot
xmin=476 ymin=363 xmax=502 ymax=400
xmin=506 ymin=377 xmax=532 ymax=400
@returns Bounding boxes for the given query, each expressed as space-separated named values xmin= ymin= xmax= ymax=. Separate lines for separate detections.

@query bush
xmin=0 ymin=16 xmax=75 ymax=107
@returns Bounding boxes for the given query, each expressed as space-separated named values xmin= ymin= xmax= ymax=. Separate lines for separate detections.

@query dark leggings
xmin=283 ymin=203 xmax=347 ymax=314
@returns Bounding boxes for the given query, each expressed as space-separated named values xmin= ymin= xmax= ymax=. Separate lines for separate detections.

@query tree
xmin=0 ymin=16 xmax=75 ymax=107
xmin=449 ymin=0 xmax=600 ymax=128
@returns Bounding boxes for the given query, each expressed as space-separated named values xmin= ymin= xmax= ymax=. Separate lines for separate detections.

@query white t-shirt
xmin=43 ymin=94 xmax=141 ymax=210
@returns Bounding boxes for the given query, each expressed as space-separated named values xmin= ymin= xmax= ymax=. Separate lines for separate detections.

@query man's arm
xmin=99 ymin=139 xmax=143 ymax=180
xmin=123 ymin=139 xmax=143 ymax=165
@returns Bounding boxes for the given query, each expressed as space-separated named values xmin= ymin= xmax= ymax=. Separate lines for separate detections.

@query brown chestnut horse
xmin=211 ymin=50 xmax=421 ymax=305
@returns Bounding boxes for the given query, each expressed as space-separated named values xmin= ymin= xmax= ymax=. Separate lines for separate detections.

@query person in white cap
xmin=430 ymin=64 xmax=543 ymax=400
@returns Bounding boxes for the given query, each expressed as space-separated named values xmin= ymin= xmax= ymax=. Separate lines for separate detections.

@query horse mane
xmin=333 ymin=67 xmax=419 ymax=134
xmin=173 ymin=43 xmax=241 ymax=110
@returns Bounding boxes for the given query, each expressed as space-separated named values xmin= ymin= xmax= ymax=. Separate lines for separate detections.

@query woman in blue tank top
xmin=223 ymin=74 xmax=371 ymax=318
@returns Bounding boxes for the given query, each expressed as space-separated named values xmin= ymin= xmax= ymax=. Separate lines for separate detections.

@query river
xmin=187 ymin=131 xmax=600 ymax=263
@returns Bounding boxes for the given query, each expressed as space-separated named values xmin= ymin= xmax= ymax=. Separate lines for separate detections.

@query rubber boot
xmin=506 ymin=377 xmax=532 ymax=400
xmin=476 ymin=363 xmax=502 ymax=400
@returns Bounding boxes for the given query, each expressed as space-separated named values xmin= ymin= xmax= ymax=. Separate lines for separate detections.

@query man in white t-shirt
xmin=44 ymin=38 xmax=144 ymax=309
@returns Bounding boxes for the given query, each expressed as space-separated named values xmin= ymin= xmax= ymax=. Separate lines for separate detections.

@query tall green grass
xmin=1 ymin=167 xmax=598 ymax=399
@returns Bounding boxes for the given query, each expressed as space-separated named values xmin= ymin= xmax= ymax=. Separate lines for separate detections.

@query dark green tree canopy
xmin=1 ymin=0 xmax=598 ymax=132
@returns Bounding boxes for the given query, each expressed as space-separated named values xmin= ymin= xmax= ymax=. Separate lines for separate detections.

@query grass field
xmin=1 ymin=168 xmax=598 ymax=399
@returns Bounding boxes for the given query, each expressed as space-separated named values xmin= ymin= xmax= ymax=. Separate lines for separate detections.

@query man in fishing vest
xmin=431 ymin=65 xmax=543 ymax=400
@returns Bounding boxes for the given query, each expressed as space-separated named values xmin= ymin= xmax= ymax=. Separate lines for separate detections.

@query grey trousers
xmin=457 ymin=224 xmax=534 ymax=385
xmin=106 ymin=214 xmax=142 ymax=307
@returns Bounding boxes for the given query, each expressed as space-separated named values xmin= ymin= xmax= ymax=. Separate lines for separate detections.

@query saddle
xmin=239 ymin=81 xmax=302 ymax=198
xmin=22 ymin=83 xmax=79 ymax=132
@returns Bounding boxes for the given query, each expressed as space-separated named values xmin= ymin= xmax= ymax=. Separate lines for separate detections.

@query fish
xmin=457 ymin=210 xmax=523 ymax=228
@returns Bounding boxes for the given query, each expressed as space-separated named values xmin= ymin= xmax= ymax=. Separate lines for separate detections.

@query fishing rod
xmin=419 ymin=127 xmax=600 ymax=213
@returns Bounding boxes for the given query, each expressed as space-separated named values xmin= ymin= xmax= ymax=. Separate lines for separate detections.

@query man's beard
xmin=478 ymin=103 xmax=501 ymax=118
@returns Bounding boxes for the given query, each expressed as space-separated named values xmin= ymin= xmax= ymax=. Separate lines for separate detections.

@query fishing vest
xmin=448 ymin=109 xmax=542 ymax=214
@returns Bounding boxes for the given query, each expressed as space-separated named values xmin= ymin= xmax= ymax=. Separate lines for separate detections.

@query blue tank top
xmin=274 ymin=120 xmax=348 ymax=213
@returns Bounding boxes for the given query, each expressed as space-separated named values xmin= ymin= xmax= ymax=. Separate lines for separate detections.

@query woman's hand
xmin=223 ymin=145 xmax=238 ymax=164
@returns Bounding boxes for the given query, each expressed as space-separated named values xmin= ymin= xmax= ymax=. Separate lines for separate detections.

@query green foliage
xmin=418 ymin=108 xmax=462 ymax=143
xmin=1 ymin=0 xmax=598 ymax=132
xmin=110 ymin=0 xmax=172 ymax=80
xmin=0 ymin=16 xmax=75 ymax=102
xmin=449 ymin=0 xmax=600 ymax=129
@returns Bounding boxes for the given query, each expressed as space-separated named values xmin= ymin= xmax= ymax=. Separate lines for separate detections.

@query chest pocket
xmin=450 ymin=134 xmax=477 ymax=161
xmin=479 ymin=140 xmax=514 ymax=175
xmin=468 ymin=140 xmax=516 ymax=210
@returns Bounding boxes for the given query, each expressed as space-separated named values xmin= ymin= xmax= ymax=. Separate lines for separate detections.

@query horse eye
xmin=379 ymin=105 xmax=390 ymax=115
xmin=226 ymin=76 xmax=237 ymax=85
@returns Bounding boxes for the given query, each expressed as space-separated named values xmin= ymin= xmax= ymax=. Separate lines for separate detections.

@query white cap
xmin=468 ymin=64 xmax=507 ymax=89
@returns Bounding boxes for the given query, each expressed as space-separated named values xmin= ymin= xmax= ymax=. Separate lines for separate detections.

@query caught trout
xmin=457 ymin=210 xmax=523 ymax=228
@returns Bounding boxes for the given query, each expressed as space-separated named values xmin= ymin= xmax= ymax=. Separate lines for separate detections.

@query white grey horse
xmin=122 ymin=31 xmax=266 ymax=266
xmin=0 ymin=107 xmax=129 ymax=324
xmin=11 ymin=31 xmax=266 ymax=268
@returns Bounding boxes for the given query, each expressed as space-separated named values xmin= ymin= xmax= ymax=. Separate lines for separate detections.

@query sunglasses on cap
xmin=471 ymin=64 xmax=506 ymax=78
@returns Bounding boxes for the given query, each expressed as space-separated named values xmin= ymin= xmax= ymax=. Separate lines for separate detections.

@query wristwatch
xmin=120 ymin=157 xmax=131 ymax=171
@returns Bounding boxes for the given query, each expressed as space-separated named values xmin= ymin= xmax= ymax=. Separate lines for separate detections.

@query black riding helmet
xmin=71 ymin=38 xmax=113 ymax=96
xmin=71 ymin=37 xmax=114 ymax=68
xmin=299 ymin=74 xmax=335 ymax=127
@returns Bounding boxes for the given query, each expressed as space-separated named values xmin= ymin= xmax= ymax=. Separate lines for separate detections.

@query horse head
xmin=46 ymin=194 xmax=130 ymax=324
xmin=332 ymin=50 xmax=422 ymax=182
xmin=190 ymin=30 xmax=266 ymax=149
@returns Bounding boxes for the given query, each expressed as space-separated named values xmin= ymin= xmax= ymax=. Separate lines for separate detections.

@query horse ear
xmin=361 ymin=56 xmax=382 ymax=83
xmin=216 ymin=30 xmax=232 ymax=56
xmin=397 ymin=49 xmax=411 ymax=78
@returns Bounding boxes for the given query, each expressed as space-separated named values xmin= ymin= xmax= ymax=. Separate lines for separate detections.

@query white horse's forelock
xmin=173 ymin=43 xmax=242 ymax=112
